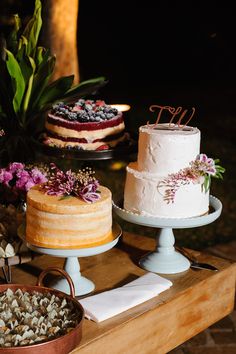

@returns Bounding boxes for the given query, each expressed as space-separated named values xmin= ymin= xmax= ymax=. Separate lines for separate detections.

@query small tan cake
xmin=26 ymin=167 xmax=112 ymax=249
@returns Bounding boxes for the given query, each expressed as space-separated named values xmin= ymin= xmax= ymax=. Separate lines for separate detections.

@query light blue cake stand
xmin=18 ymin=223 xmax=121 ymax=296
xmin=113 ymin=196 xmax=222 ymax=274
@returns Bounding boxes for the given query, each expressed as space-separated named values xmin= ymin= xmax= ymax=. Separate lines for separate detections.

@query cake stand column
xmin=49 ymin=256 xmax=95 ymax=296
xmin=139 ymin=227 xmax=190 ymax=274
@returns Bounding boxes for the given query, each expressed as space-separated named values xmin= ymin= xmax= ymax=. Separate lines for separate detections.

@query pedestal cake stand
xmin=113 ymin=195 xmax=222 ymax=274
xmin=32 ymin=132 xmax=137 ymax=161
xmin=18 ymin=223 xmax=121 ymax=296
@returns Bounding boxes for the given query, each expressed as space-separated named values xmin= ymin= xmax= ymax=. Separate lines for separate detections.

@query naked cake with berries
xmin=44 ymin=99 xmax=127 ymax=150
xmin=26 ymin=165 xmax=113 ymax=249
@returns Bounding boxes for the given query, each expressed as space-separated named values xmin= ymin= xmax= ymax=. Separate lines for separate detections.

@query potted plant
xmin=0 ymin=0 xmax=106 ymax=165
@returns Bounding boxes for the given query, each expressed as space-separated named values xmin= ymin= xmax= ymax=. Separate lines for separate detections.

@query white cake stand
xmin=113 ymin=195 xmax=222 ymax=274
xmin=18 ymin=223 xmax=122 ymax=296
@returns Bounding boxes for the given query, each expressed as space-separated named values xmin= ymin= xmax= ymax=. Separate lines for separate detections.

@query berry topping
xmin=51 ymin=99 xmax=119 ymax=123
xmin=96 ymin=144 xmax=110 ymax=151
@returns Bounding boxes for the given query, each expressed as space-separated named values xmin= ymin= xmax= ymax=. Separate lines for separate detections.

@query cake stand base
xmin=139 ymin=228 xmax=190 ymax=273
xmin=49 ymin=257 xmax=95 ymax=296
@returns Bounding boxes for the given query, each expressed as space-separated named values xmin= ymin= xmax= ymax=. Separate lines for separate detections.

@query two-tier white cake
xmin=124 ymin=123 xmax=209 ymax=218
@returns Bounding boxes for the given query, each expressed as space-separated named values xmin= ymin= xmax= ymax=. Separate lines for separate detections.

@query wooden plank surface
xmin=4 ymin=231 xmax=236 ymax=354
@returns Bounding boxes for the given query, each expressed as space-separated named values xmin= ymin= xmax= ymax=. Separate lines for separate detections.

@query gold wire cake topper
xmin=147 ymin=104 xmax=196 ymax=130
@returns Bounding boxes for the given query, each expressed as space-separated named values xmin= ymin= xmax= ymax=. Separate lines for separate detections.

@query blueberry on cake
xmin=44 ymin=99 xmax=127 ymax=150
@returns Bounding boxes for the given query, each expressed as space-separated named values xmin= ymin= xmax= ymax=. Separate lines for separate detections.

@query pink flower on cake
xmin=159 ymin=154 xmax=225 ymax=204
xmin=192 ymin=154 xmax=216 ymax=175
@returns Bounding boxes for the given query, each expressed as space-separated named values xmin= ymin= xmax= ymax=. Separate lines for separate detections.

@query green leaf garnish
xmin=59 ymin=195 xmax=72 ymax=201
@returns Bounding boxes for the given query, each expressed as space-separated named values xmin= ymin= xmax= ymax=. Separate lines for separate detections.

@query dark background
xmin=78 ymin=1 xmax=236 ymax=106
xmin=1 ymin=1 xmax=236 ymax=108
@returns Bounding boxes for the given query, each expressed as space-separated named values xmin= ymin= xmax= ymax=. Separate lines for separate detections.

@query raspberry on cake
xmin=44 ymin=99 xmax=127 ymax=150
xmin=26 ymin=165 xmax=113 ymax=249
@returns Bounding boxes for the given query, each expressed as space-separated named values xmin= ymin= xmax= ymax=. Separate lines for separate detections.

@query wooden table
xmin=8 ymin=231 xmax=236 ymax=354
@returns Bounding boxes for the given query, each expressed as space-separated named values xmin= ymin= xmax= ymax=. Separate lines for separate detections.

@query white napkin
xmin=79 ymin=272 xmax=172 ymax=322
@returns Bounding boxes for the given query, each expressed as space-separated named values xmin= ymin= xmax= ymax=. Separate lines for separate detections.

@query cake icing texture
xmin=124 ymin=120 xmax=225 ymax=218
xmin=137 ymin=124 xmax=200 ymax=174
xmin=26 ymin=166 xmax=113 ymax=248
xmin=44 ymin=99 xmax=127 ymax=151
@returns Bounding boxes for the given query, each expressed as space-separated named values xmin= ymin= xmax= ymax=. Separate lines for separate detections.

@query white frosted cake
xmin=124 ymin=123 xmax=210 ymax=218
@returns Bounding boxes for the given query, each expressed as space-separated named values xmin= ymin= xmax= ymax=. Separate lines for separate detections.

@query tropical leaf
xmin=5 ymin=50 xmax=25 ymax=114
xmin=22 ymin=0 xmax=42 ymax=57
xmin=21 ymin=57 xmax=36 ymax=125
xmin=62 ymin=77 xmax=108 ymax=103
xmin=17 ymin=36 xmax=28 ymax=62
xmin=18 ymin=52 xmax=34 ymax=86
xmin=7 ymin=14 xmax=21 ymax=55
xmin=36 ymin=75 xmax=74 ymax=110
xmin=28 ymin=54 xmax=56 ymax=114
xmin=35 ymin=46 xmax=49 ymax=67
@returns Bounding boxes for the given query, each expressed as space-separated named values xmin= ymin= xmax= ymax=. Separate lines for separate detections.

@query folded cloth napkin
xmin=79 ymin=272 xmax=172 ymax=322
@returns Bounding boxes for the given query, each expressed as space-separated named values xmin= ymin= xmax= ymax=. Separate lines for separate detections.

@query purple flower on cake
xmin=43 ymin=165 xmax=75 ymax=196
xmin=76 ymin=180 xmax=100 ymax=203
xmin=191 ymin=154 xmax=216 ymax=176
xmin=42 ymin=164 xmax=101 ymax=203
xmin=159 ymin=154 xmax=225 ymax=204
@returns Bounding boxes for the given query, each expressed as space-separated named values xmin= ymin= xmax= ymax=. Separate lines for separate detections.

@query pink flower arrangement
xmin=0 ymin=162 xmax=48 ymax=205
xmin=159 ymin=154 xmax=225 ymax=204
xmin=42 ymin=164 xmax=101 ymax=203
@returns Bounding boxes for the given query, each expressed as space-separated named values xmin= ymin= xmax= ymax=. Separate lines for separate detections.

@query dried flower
xmin=42 ymin=164 xmax=101 ymax=203
xmin=159 ymin=154 xmax=225 ymax=203
xmin=43 ymin=165 xmax=75 ymax=196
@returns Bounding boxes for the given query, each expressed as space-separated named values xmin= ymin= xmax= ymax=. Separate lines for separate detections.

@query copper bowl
xmin=0 ymin=267 xmax=84 ymax=354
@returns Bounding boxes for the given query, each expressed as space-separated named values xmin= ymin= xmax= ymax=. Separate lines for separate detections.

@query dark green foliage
xmin=0 ymin=0 xmax=107 ymax=165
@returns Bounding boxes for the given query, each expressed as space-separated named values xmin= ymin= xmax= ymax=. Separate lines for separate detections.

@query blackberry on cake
xmin=44 ymin=99 xmax=127 ymax=150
